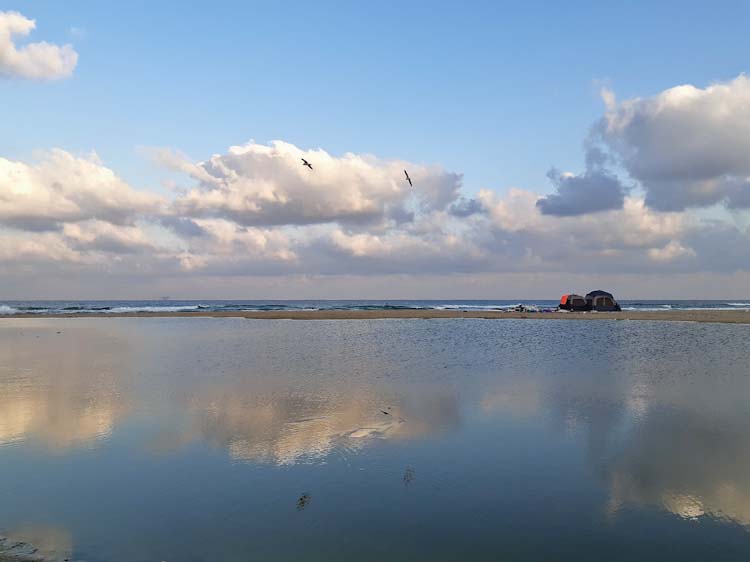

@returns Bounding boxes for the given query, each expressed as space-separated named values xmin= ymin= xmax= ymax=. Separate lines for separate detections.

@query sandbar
xmin=3 ymin=309 xmax=750 ymax=323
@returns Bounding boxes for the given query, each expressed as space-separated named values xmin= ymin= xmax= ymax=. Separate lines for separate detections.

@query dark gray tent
xmin=559 ymin=293 xmax=589 ymax=311
xmin=585 ymin=290 xmax=621 ymax=312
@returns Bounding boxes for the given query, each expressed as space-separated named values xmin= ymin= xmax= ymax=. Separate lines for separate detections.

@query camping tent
xmin=559 ymin=294 xmax=589 ymax=311
xmin=585 ymin=290 xmax=621 ymax=312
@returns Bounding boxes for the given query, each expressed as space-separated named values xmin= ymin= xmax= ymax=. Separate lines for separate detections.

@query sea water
xmin=0 ymin=318 xmax=749 ymax=561
xmin=2 ymin=299 xmax=750 ymax=315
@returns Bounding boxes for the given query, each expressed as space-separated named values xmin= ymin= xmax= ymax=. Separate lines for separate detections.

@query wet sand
xmin=4 ymin=309 xmax=750 ymax=323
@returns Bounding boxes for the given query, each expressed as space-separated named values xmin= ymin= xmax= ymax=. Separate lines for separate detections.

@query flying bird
xmin=404 ymin=169 xmax=413 ymax=187
xmin=301 ymin=158 xmax=313 ymax=170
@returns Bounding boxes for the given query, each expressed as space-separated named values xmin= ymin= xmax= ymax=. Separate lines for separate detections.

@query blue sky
xmin=3 ymin=1 xmax=750 ymax=298
xmin=5 ymin=0 xmax=750 ymax=196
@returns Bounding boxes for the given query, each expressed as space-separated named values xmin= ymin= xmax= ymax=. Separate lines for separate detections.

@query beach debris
xmin=403 ymin=466 xmax=415 ymax=486
xmin=301 ymin=158 xmax=313 ymax=170
xmin=380 ymin=410 xmax=391 ymax=416
xmin=297 ymin=492 xmax=311 ymax=510
xmin=404 ymin=169 xmax=413 ymax=187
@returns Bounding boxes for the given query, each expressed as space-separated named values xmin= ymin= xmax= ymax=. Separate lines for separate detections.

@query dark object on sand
xmin=585 ymin=290 xmax=621 ymax=312
xmin=381 ymin=410 xmax=391 ymax=415
xmin=559 ymin=294 xmax=588 ymax=311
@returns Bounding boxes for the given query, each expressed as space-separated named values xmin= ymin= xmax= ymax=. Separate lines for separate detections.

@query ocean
xmin=1 ymin=317 xmax=750 ymax=561
xmin=2 ymin=298 xmax=750 ymax=315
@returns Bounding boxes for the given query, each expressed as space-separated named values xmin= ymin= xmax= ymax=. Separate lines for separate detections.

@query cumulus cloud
xmin=0 ymin=230 xmax=85 ymax=264
xmin=480 ymin=188 xmax=695 ymax=271
xmin=0 ymin=218 xmax=179 ymax=283
xmin=596 ymin=75 xmax=750 ymax=210
xmin=0 ymin=149 xmax=164 ymax=231
xmin=324 ymin=224 xmax=485 ymax=275
xmin=162 ymin=141 xmax=462 ymax=227
xmin=536 ymin=165 xmax=627 ymax=216
xmin=158 ymin=214 xmax=304 ymax=275
xmin=448 ymin=197 xmax=485 ymax=217
xmin=62 ymin=220 xmax=157 ymax=255
xmin=536 ymin=144 xmax=628 ymax=216
xmin=0 ymin=11 xmax=77 ymax=79
xmin=4 ymin=132 xmax=750 ymax=295
xmin=647 ymin=240 xmax=695 ymax=262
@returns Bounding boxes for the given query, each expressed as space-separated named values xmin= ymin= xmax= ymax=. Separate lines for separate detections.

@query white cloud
xmin=0 ymin=11 xmax=77 ymax=79
xmin=596 ymin=75 xmax=750 ymax=210
xmin=0 ymin=149 xmax=164 ymax=231
xmin=0 ymin=230 xmax=85 ymax=264
xmin=171 ymin=218 xmax=298 ymax=272
xmin=163 ymin=140 xmax=462 ymax=227
xmin=647 ymin=240 xmax=696 ymax=262
xmin=3 ymin=134 xmax=750 ymax=296
xmin=480 ymin=189 xmax=696 ymax=269
xmin=62 ymin=220 xmax=158 ymax=255
xmin=326 ymin=223 xmax=483 ymax=272
xmin=600 ymin=86 xmax=616 ymax=111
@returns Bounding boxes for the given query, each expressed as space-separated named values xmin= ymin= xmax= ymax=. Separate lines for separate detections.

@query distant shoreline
xmin=3 ymin=309 xmax=750 ymax=323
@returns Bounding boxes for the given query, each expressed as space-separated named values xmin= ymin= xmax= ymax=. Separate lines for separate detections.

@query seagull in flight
xmin=404 ymin=169 xmax=413 ymax=187
xmin=301 ymin=158 xmax=313 ymax=170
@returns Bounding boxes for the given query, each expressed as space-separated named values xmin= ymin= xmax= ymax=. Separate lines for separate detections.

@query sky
xmin=2 ymin=1 xmax=750 ymax=299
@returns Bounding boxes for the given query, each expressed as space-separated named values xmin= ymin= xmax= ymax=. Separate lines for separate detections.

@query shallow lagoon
xmin=1 ymin=318 xmax=749 ymax=561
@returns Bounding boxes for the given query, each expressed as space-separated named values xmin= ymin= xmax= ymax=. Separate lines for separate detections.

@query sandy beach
xmin=3 ymin=309 xmax=750 ymax=323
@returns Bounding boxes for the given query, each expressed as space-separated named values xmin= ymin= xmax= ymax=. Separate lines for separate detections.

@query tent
xmin=559 ymin=294 xmax=588 ymax=311
xmin=585 ymin=290 xmax=621 ymax=312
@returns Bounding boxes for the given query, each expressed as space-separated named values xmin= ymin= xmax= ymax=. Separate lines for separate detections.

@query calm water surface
xmin=1 ymin=318 xmax=749 ymax=561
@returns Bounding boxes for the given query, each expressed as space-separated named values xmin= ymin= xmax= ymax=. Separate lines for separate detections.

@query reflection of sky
xmin=181 ymin=391 xmax=460 ymax=465
xmin=0 ymin=322 xmax=130 ymax=451
xmin=604 ymin=407 xmax=750 ymax=525
xmin=0 ymin=525 xmax=72 ymax=560
xmin=1 ymin=318 xmax=750 ymax=559
xmin=529 ymin=321 xmax=750 ymax=527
